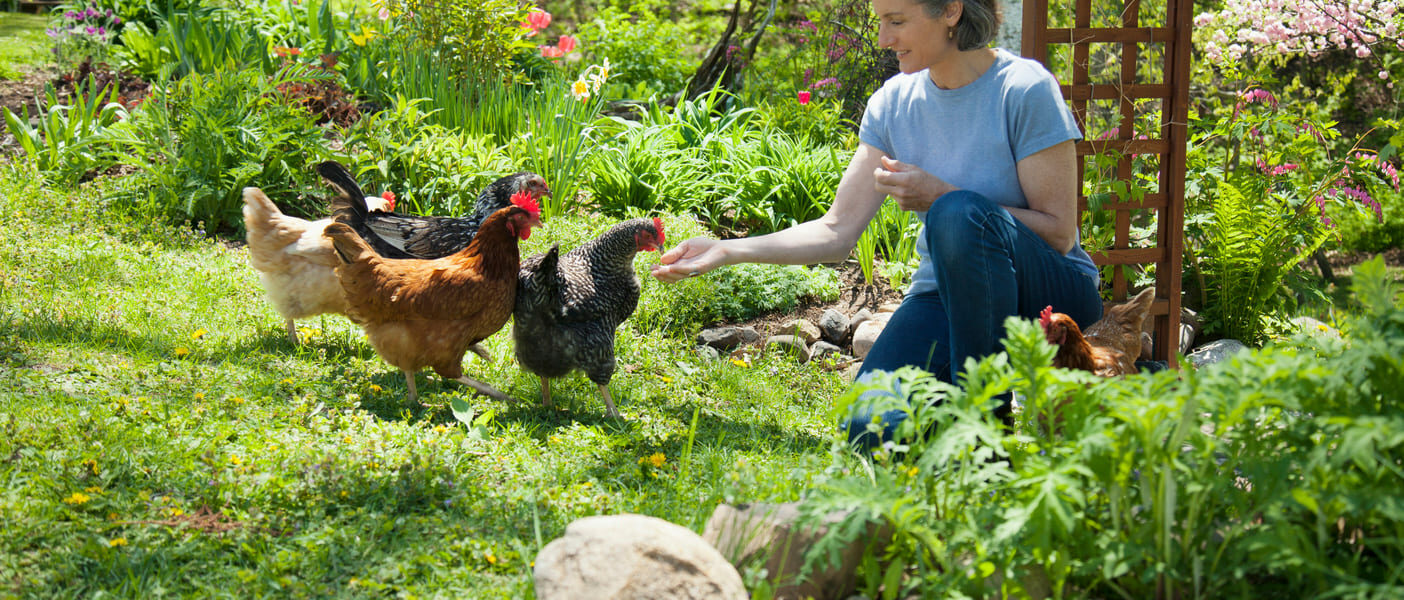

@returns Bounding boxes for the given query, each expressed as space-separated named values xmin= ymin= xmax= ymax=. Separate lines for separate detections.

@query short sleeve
xmin=858 ymin=83 xmax=893 ymax=156
xmin=1010 ymin=72 xmax=1083 ymax=162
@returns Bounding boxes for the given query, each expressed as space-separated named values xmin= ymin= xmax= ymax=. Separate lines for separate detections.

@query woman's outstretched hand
xmin=874 ymin=156 xmax=949 ymax=212
xmin=650 ymin=237 xmax=727 ymax=283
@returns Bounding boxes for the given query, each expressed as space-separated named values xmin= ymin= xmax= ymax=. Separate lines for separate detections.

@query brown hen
xmin=1039 ymin=287 xmax=1156 ymax=378
xmin=323 ymin=193 xmax=542 ymax=404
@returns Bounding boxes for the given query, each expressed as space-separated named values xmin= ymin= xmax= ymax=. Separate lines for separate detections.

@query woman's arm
xmin=1005 ymin=140 xmax=1079 ymax=254
xmin=651 ymin=143 xmax=891 ymax=282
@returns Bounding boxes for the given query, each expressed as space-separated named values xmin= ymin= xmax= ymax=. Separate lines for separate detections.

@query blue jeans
xmin=843 ymin=191 xmax=1103 ymax=448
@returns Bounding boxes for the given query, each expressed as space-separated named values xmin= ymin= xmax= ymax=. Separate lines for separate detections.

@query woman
xmin=651 ymin=0 xmax=1102 ymax=446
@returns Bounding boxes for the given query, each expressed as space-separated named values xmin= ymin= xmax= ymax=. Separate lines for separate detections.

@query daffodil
xmin=350 ymin=26 xmax=377 ymax=47
xmin=571 ymin=78 xmax=591 ymax=101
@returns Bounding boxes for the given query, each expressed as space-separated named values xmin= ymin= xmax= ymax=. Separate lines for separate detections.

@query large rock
xmin=850 ymin=312 xmax=892 ymax=359
xmin=535 ymin=514 xmax=746 ymax=600
xmin=818 ymin=309 xmax=852 ymax=346
xmin=697 ymin=326 xmax=762 ymax=351
xmin=703 ymin=502 xmax=889 ymax=600
xmin=1186 ymin=339 xmax=1249 ymax=368
xmin=809 ymin=341 xmax=844 ymax=363
xmin=778 ymin=318 xmax=821 ymax=345
xmin=766 ymin=335 xmax=811 ymax=363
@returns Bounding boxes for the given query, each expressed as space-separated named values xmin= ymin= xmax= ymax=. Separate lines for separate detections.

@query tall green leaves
xmin=2 ymin=78 xmax=127 ymax=185
xmin=806 ymin=269 xmax=1404 ymax=598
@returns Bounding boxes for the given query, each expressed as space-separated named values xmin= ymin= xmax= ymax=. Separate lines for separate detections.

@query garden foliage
xmin=806 ymin=257 xmax=1404 ymax=599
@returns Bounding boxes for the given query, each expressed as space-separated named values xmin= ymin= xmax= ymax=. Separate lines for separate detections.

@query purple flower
xmin=86 ymin=26 xmax=96 ymax=35
xmin=97 ymin=26 xmax=106 ymax=36
xmin=811 ymin=77 xmax=840 ymax=89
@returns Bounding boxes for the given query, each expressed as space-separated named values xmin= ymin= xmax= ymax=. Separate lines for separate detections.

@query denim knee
xmin=924 ymin=190 xmax=1006 ymax=261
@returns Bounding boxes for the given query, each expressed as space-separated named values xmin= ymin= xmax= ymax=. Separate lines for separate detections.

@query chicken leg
xmin=285 ymin=319 xmax=299 ymax=345
xmin=598 ymin=384 xmax=620 ymax=419
xmin=404 ymin=369 xmax=418 ymax=404
xmin=540 ymin=378 xmax=554 ymax=409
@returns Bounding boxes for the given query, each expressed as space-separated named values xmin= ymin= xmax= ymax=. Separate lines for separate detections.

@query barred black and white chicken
xmin=513 ymin=218 xmax=666 ymax=418
xmin=317 ymin=160 xmax=551 ymax=259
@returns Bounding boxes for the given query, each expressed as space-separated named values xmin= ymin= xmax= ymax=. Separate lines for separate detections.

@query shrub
xmin=705 ymin=262 xmax=839 ymax=323
xmin=102 ymin=67 xmax=329 ymax=232
xmin=804 ymin=256 xmax=1404 ymax=598
xmin=575 ymin=7 xmax=696 ymax=99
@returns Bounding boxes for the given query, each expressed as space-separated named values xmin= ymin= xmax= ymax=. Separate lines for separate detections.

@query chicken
xmin=512 ymin=218 xmax=666 ymax=418
xmin=317 ymin=160 xmax=550 ymax=260
xmin=1039 ymin=287 xmax=1157 ymax=378
xmin=241 ymin=186 xmax=394 ymax=344
xmin=322 ymin=193 xmax=543 ymax=404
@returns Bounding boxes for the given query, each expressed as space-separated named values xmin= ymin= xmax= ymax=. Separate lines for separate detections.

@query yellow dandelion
xmin=638 ymin=452 xmax=666 ymax=468
xmin=340 ymin=490 xmax=349 ymax=497
xmin=485 ymin=552 xmax=498 ymax=564
xmin=369 ymin=384 xmax=383 ymax=393
xmin=730 ymin=358 xmax=749 ymax=368
xmin=433 ymin=424 xmax=448 ymax=433
xmin=191 ymin=328 xmax=208 ymax=340
xmin=280 ymin=378 xmax=293 ymax=385
xmin=906 ymin=466 xmax=919 ymax=477
xmin=174 ymin=347 xmax=190 ymax=357
xmin=108 ymin=512 xmax=119 ymax=520
xmin=231 ymin=397 xmax=245 ymax=405
xmin=84 ymin=486 xmax=102 ymax=494
xmin=63 ymin=492 xmax=91 ymax=505
xmin=343 ymin=435 xmax=354 ymax=444
xmin=229 ymin=455 xmax=242 ymax=465
xmin=549 ymin=435 xmax=562 ymax=444
xmin=194 ymin=392 xmax=205 ymax=400
xmin=109 ymin=537 xmax=128 ymax=547
xmin=1316 ymin=324 xmax=1329 ymax=332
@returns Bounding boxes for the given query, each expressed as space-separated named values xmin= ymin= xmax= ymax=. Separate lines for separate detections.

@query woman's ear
xmin=945 ymin=0 xmax=963 ymax=25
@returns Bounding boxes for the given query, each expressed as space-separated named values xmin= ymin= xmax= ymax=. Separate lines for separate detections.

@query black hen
xmin=513 ymin=218 xmax=666 ymax=418
xmin=317 ymin=160 xmax=551 ymax=260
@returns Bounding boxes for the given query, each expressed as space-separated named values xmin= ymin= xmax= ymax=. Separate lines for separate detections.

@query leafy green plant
xmin=1186 ymin=89 xmax=1392 ymax=344
xmin=575 ymin=7 xmax=696 ymax=99
xmin=705 ymin=262 xmax=839 ymax=322
xmin=101 ymin=66 xmax=329 ymax=232
xmin=803 ymin=258 xmax=1404 ymax=598
xmin=853 ymin=199 xmax=920 ymax=288
xmin=2 ymin=77 xmax=127 ymax=185
xmin=383 ymin=0 xmax=532 ymax=84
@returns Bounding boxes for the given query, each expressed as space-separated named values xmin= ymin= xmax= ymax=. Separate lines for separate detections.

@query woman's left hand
xmin=873 ymin=156 xmax=951 ymax=212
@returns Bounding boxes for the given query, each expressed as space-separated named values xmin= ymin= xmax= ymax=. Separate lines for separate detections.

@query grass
xmin=0 ymin=164 xmax=855 ymax=597
xmin=0 ymin=12 xmax=51 ymax=81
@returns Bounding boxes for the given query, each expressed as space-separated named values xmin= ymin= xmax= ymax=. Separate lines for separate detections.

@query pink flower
xmin=797 ymin=91 xmax=811 ymax=105
xmin=557 ymin=35 xmax=577 ymax=54
xmin=539 ymin=45 xmax=564 ymax=59
xmin=378 ymin=6 xmax=390 ymax=20
xmin=525 ymin=10 xmax=551 ymax=30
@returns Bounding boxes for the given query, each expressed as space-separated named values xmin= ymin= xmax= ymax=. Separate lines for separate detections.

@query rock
xmin=695 ymin=345 xmax=721 ymax=361
xmin=849 ymin=309 xmax=874 ymax=336
xmin=810 ymin=341 xmax=844 ymax=362
xmin=850 ymin=312 xmax=892 ymax=360
xmin=697 ymin=326 xmax=762 ymax=351
xmin=1139 ymin=306 xmax=1201 ymax=358
xmin=1186 ymin=339 xmax=1249 ymax=368
xmin=766 ymin=335 xmax=811 ymax=363
xmin=778 ymin=318 xmax=822 ymax=345
xmin=535 ymin=514 xmax=746 ymax=600
xmin=703 ymin=502 xmax=890 ymax=600
xmin=1292 ymin=316 xmax=1342 ymax=339
xmin=877 ymin=302 xmax=901 ymax=314
xmin=819 ymin=309 xmax=852 ymax=345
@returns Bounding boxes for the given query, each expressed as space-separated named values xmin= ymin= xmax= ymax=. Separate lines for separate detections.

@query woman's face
xmin=874 ymin=0 xmax=957 ymax=74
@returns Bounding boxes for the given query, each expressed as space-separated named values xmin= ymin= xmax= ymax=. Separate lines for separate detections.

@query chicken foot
xmin=452 ymin=375 xmax=512 ymax=401
xmin=539 ymin=379 xmax=554 ymax=410
xmin=285 ymin=319 xmax=300 ymax=345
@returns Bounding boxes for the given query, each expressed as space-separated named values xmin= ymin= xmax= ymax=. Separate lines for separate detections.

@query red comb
xmin=653 ymin=217 xmax=665 ymax=245
xmin=511 ymin=191 xmax=541 ymax=218
xmin=382 ymin=190 xmax=396 ymax=212
xmin=1039 ymin=305 xmax=1053 ymax=328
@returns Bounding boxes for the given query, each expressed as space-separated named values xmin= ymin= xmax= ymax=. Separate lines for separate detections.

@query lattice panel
xmin=1022 ymin=0 xmax=1191 ymax=366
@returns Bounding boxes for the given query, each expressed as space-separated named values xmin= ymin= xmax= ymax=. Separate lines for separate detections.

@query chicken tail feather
xmin=241 ymin=187 xmax=281 ymax=224
xmin=318 ymin=161 xmax=369 ymax=227
xmin=324 ymin=222 xmax=375 ymax=264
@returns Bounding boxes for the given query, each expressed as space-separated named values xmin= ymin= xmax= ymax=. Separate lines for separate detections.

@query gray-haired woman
xmin=652 ymin=0 xmax=1102 ymax=447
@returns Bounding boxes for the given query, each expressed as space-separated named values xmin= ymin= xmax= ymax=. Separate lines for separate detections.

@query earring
xmin=948 ymin=27 xmax=955 ymax=40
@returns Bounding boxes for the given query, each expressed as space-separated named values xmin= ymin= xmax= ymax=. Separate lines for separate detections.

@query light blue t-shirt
xmin=859 ymin=48 xmax=1097 ymax=296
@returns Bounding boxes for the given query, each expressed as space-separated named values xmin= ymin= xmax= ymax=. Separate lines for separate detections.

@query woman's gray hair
xmin=914 ymin=0 xmax=1002 ymax=51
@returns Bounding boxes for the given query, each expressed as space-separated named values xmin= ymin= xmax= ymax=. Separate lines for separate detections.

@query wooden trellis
xmin=1022 ymin=0 xmax=1191 ymax=367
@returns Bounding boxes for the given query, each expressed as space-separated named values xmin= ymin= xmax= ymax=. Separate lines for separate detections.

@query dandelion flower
xmin=485 ymin=552 xmax=498 ymax=564
xmin=368 ymin=384 xmax=383 ymax=393
xmin=639 ymin=453 xmax=666 ymax=468
xmin=191 ymin=328 xmax=208 ymax=340
xmin=85 ymin=486 xmax=102 ymax=494
xmin=63 ymin=492 xmax=91 ymax=505
xmin=109 ymin=537 xmax=128 ymax=547
xmin=730 ymin=358 xmax=749 ymax=368
xmin=229 ymin=455 xmax=242 ymax=465
xmin=174 ymin=347 xmax=190 ymax=357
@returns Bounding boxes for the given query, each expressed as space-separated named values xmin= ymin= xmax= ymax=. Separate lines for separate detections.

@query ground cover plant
xmin=2 ymin=0 xmax=1403 ymax=596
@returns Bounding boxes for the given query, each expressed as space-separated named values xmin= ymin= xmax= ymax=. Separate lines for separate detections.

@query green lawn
xmin=0 ymin=166 xmax=849 ymax=597
xmin=0 ymin=12 xmax=51 ymax=81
